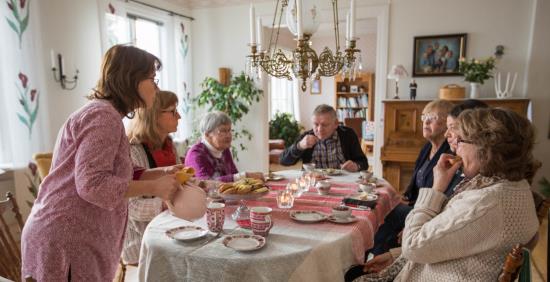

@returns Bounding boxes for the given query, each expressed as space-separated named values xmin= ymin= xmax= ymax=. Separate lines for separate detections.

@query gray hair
xmin=200 ymin=111 xmax=232 ymax=135
xmin=313 ymin=104 xmax=337 ymax=119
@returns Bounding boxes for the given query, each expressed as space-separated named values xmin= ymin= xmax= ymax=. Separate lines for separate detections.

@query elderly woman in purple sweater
xmin=185 ymin=111 xmax=263 ymax=182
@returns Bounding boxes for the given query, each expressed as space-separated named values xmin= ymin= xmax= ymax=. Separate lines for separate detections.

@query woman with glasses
xmin=353 ymin=108 xmax=540 ymax=281
xmin=123 ymin=90 xmax=182 ymax=266
xmin=185 ymin=111 xmax=264 ymax=182
xmin=21 ymin=45 xmax=180 ymax=281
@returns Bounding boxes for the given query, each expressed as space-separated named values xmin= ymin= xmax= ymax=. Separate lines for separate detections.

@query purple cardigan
xmin=184 ymin=142 xmax=238 ymax=182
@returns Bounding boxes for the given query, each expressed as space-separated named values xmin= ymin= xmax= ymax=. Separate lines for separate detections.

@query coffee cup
xmin=250 ymin=207 xmax=273 ymax=237
xmin=359 ymin=183 xmax=376 ymax=194
xmin=206 ymin=202 xmax=225 ymax=233
xmin=315 ymin=180 xmax=331 ymax=195
xmin=331 ymin=205 xmax=352 ymax=219
xmin=360 ymin=170 xmax=372 ymax=181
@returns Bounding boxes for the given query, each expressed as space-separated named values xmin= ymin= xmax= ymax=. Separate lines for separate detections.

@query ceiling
xmin=165 ymin=0 xmax=272 ymax=9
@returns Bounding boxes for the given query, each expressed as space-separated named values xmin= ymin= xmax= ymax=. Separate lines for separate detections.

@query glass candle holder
xmin=276 ymin=190 xmax=294 ymax=209
xmin=286 ymin=182 xmax=303 ymax=198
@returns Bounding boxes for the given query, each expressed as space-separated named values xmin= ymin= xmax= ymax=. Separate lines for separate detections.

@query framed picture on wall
xmin=412 ymin=33 xmax=467 ymax=77
xmin=311 ymin=79 xmax=321 ymax=94
xmin=350 ymin=85 xmax=359 ymax=93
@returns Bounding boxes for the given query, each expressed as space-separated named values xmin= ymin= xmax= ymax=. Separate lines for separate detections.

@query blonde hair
xmin=458 ymin=108 xmax=540 ymax=182
xmin=127 ymin=90 xmax=178 ymax=149
xmin=423 ymin=99 xmax=454 ymax=116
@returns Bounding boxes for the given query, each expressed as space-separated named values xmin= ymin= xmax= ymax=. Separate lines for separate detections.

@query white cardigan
xmin=394 ymin=179 xmax=538 ymax=281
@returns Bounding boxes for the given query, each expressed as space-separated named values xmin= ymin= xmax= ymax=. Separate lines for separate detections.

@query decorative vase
xmin=469 ymin=82 xmax=481 ymax=98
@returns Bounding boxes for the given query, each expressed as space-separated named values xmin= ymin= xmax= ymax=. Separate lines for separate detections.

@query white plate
xmin=165 ymin=226 xmax=209 ymax=241
xmin=290 ymin=211 xmax=327 ymax=223
xmin=223 ymin=234 xmax=266 ymax=251
xmin=265 ymin=174 xmax=284 ymax=181
xmin=318 ymin=168 xmax=344 ymax=176
xmin=327 ymin=215 xmax=358 ymax=224
xmin=351 ymin=193 xmax=378 ymax=201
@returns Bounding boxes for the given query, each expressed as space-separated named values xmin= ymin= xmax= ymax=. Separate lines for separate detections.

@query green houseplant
xmin=193 ymin=72 xmax=263 ymax=159
xmin=269 ymin=112 xmax=303 ymax=148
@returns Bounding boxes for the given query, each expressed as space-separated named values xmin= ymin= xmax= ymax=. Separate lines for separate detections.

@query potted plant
xmin=193 ymin=72 xmax=263 ymax=159
xmin=269 ymin=112 xmax=303 ymax=148
xmin=458 ymin=56 xmax=496 ymax=98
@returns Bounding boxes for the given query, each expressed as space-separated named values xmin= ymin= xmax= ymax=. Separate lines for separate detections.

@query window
xmin=270 ymin=77 xmax=299 ymax=122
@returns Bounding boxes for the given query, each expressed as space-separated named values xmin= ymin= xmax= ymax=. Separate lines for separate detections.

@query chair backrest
xmin=0 ymin=192 xmax=24 ymax=281
xmin=343 ymin=117 xmax=365 ymax=140
xmin=498 ymin=244 xmax=524 ymax=282
xmin=33 ymin=152 xmax=53 ymax=180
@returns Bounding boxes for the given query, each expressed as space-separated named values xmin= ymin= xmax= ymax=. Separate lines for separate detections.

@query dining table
xmin=138 ymin=170 xmax=401 ymax=282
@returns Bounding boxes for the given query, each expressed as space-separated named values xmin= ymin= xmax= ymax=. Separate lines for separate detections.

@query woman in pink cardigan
xmin=21 ymin=45 xmax=180 ymax=281
xmin=185 ymin=111 xmax=263 ymax=182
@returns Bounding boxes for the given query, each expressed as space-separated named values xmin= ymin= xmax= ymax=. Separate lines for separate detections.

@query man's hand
xmin=340 ymin=160 xmax=359 ymax=172
xmin=298 ymin=134 xmax=319 ymax=150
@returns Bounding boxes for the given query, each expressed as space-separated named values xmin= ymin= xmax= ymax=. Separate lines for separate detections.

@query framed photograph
xmin=350 ymin=85 xmax=359 ymax=93
xmin=412 ymin=33 xmax=467 ymax=77
xmin=311 ymin=79 xmax=321 ymax=94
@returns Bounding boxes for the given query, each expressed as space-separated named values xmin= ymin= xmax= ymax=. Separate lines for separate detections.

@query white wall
xmin=387 ymin=0 xmax=534 ymax=99
xmin=526 ymin=0 xmax=550 ymax=184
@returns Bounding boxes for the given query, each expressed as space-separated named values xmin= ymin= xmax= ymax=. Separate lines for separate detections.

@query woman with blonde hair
xmin=123 ymin=90 xmax=182 ymax=265
xmin=21 ymin=45 xmax=180 ymax=281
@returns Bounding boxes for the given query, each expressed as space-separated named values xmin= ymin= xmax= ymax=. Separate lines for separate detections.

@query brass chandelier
xmin=246 ymin=0 xmax=362 ymax=92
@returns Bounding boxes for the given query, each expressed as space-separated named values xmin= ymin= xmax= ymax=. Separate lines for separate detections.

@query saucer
xmin=290 ymin=211 xmax=327 ymax=223
xmin=223 ymin=234 xmax=266 ymax=251
xmin=166 ymin=226 xmax=209 ymax=241
xmin=327 ymin=215 xmax=358 ymax=224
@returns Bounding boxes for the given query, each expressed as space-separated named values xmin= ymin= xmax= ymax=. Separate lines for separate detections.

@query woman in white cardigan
xmin=354 ymin=108 xmax=540 ymax=282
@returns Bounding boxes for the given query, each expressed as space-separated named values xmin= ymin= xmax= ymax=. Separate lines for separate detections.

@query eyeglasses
xmin=161 ymin=108 xmax=179 ymax=117
xmin=214 ymin=128 xmax=233 ymax=135
xmin=456 ymin=137 xmax=474 ymax=146
xmin=421 ymin=113 xmax=442 ymax=122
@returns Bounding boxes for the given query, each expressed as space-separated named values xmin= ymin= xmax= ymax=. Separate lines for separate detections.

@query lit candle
xmin=296 ymin=0 xmax=303 ymax=39
xmin=350 ymin=0 xmax=356 ymax=39
xmin=346 ymin=11 xmax=351 ymax=41
xmin=50 ymin=50 xmax=55 ymax=69
xmin=256 ymin=17 xmax=263 ymax=50
xmin=249 ymin=3 xmax=256 ymax=45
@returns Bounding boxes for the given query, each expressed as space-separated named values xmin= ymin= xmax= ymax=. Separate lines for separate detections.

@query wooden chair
xmin=343 ymin=117 xmax=365 ymax=140
xmin=0 ymin=191 xmax=24 ymax=281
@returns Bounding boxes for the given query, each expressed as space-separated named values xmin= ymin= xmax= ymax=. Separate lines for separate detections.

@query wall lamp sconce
xmin=50 ymin=50 xmax=79 ymax=90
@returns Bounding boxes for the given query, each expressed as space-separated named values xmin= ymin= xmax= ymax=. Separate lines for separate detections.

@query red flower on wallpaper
xmin=15 ymin=71 xmax=39 ymax=137
xmin=108 ymin=3 xmax=115 ymax=14
xmin=19 ymin=72 xmax=28 ymax=88
xmin=5 ymin=0 xmax=31 ymax=48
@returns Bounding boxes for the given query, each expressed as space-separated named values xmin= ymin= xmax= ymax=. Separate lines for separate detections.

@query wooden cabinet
xmin=380 ymin=98 xmax=531 ymax=193
xmin=335 ymin=72 xmax=375 ymax=122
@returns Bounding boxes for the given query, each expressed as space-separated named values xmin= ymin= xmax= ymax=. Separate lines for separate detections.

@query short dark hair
xmin=89 ymin=45 xmax=162 ymax=117
xmin=449 ymin=99 xmax=489 ymax=118
xmin=313 ymin=104 xmax=337 ymax=119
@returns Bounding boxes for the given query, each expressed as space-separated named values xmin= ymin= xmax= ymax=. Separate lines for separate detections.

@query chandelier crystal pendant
xmin=246 ymin=0 xmax=362 ymax=92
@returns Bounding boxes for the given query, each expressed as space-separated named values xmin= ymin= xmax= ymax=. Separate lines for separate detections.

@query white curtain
xmin=269 ymin=77 xmax=300 ymax=122
xmin=173 ymin=17 xmax=193 ymax=141
xmin=0 ymin=0 xmax=50 ymax=167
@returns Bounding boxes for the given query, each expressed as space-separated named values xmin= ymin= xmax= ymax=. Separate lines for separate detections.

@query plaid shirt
xmin=312 ymin=132 xmax=345 ymax=169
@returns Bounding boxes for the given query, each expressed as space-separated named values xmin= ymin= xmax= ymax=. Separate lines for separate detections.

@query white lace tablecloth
xmin=138 ymin=171 xmax=399 ymax=282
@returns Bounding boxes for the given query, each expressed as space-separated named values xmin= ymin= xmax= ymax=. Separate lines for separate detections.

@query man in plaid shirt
xmin=280 ymin=104 xmax=368 ymax=172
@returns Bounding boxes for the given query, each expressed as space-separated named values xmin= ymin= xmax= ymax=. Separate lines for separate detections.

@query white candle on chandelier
xmin=249 ymin=3 xmax=256 ymax=45
xmin=350 ymin=0 xmax=356 ymax=39
xmin=257 ymin=17 xmax=263 ymax=50
xmin=50 ymin=50 xmax=56 ymax=69
xmin=346 ymin=11 xmax=351 ymax=41
xmin=296 ymin=0 xmax=303 ymax=39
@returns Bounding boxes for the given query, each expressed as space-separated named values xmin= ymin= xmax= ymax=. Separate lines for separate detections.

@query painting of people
xmin=413 ymin=33 xmax=467 ymax=77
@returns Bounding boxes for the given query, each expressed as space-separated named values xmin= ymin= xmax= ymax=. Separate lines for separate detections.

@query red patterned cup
xmin=250 ymin=207 xmax=273 ymax=237
xmin=206 ymin=202 xmax=225 ymax=233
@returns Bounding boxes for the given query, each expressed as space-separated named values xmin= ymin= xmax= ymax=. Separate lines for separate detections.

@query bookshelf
xmin=334 ymin=72 xmax=375 ymax=122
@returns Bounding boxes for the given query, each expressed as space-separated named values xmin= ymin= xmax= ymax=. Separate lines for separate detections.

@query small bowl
xmin=359 ymin=183 xmax=376 ymax=194
xmin=331 ymin=205 xmax=352 ymax=219
xmin=315 ymin=181 xmax=331 ymax=195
